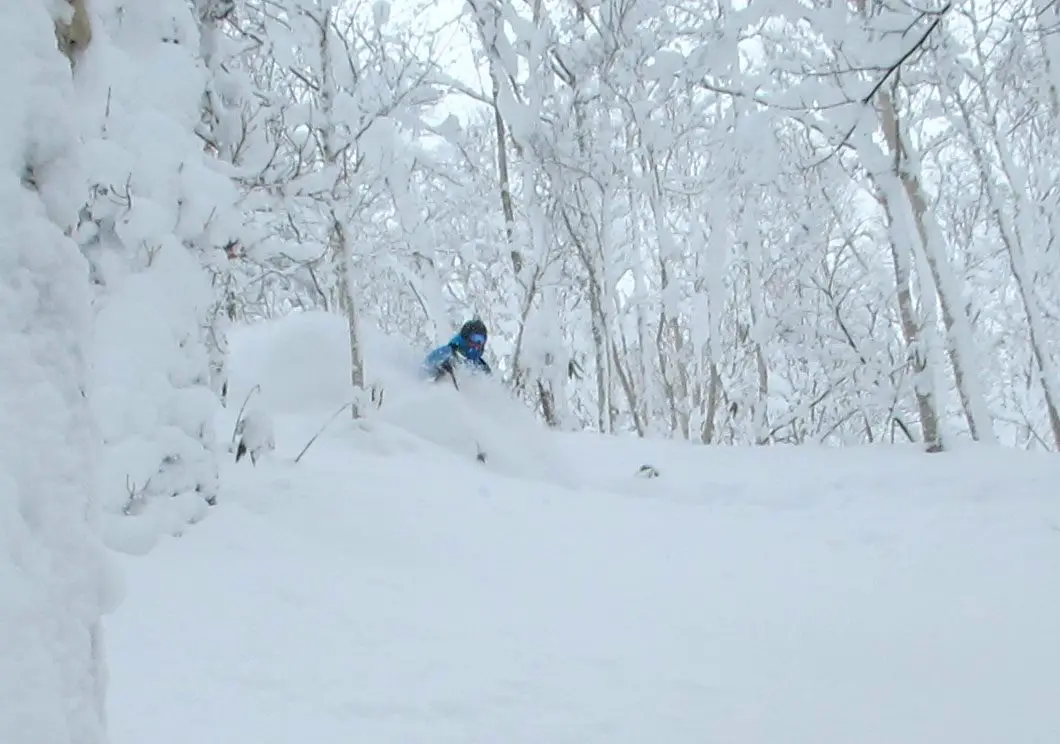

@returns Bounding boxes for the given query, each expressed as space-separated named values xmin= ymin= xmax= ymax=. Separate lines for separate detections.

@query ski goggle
xmin=466 ymin=332 xmax=486 ymax=351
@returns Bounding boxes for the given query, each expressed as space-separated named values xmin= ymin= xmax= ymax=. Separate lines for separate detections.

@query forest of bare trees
xmin=194 ymin=0 xmax=1059 ymax=453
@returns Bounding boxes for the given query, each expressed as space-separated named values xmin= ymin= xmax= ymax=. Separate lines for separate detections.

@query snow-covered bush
xmin=70 ymin=0 xmax=241 ymax=550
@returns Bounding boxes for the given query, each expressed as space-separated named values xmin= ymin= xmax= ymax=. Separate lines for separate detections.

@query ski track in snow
xmin=105 ymin=417 xmax=1060 ymax=744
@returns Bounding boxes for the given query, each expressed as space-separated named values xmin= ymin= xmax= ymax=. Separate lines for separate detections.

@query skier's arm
xmin=423 ymin=344 xmax=456 ymax=378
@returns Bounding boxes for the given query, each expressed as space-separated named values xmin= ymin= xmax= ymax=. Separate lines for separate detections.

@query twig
xmin=294 ymin=401 xmax=354 ymax=464
xmin=811 ymin=3 xmax=952 ymax=166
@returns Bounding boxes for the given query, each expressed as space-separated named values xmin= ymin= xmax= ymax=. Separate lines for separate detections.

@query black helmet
xmin=459 ymin=318 xmax=487 ymax=339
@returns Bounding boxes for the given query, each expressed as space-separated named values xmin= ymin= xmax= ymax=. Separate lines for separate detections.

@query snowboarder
xmin=422 ymin=319 xmax=492 ymax=382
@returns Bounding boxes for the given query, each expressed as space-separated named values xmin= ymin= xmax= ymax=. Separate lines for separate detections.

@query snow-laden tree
xmin=192 ymin=0 xmax=252 ymax=405
xmin=71 ymin=0 xmax=241 ymax=545
xmin=0 ymin=2 xmax=117 ymax=741
xmin=223 ymin=0 xmax=465 ymax=408
xmin=929 ymin=0 xmax=1060 ymax=448
xmin=449 ymin=0 xmax=1034 ymax=449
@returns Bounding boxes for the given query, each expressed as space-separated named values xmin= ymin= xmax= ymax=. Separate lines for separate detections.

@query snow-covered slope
xmin=104 ymin=313 xmax=1060 ymax=743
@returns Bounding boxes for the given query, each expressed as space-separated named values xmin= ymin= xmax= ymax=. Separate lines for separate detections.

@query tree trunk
xmin=878 ymin=89 xmax=995 ymax=443
xmin=869 ymin=91 xmax=949 ymax=452
xmin=317 ymin=9 xmax=365 ymax=416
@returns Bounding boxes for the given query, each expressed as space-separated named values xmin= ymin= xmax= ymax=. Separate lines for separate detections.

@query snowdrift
xmin=224 ymin=311 xmax=577 ymax=487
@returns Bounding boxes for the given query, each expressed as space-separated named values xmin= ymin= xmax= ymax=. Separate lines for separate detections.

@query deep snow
xmin=105 ymin=312 xmax=1060 ymax=743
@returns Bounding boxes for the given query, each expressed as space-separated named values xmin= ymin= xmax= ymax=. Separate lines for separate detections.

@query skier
xmin=422 ymin=319 xmax=492 ymax=382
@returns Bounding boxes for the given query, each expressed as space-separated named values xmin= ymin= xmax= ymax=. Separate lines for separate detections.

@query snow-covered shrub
xmin=234 ymin=405 xmax=277 ymax=465
xmin=69 ymin=0 xmax=242 ymax=550
xmin=0 ymin=2 xmax=117 ymax=741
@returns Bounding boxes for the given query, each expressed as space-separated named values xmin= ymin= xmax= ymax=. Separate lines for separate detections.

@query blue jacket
xmin=422 ymin=334 xmax=491 ymax=380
